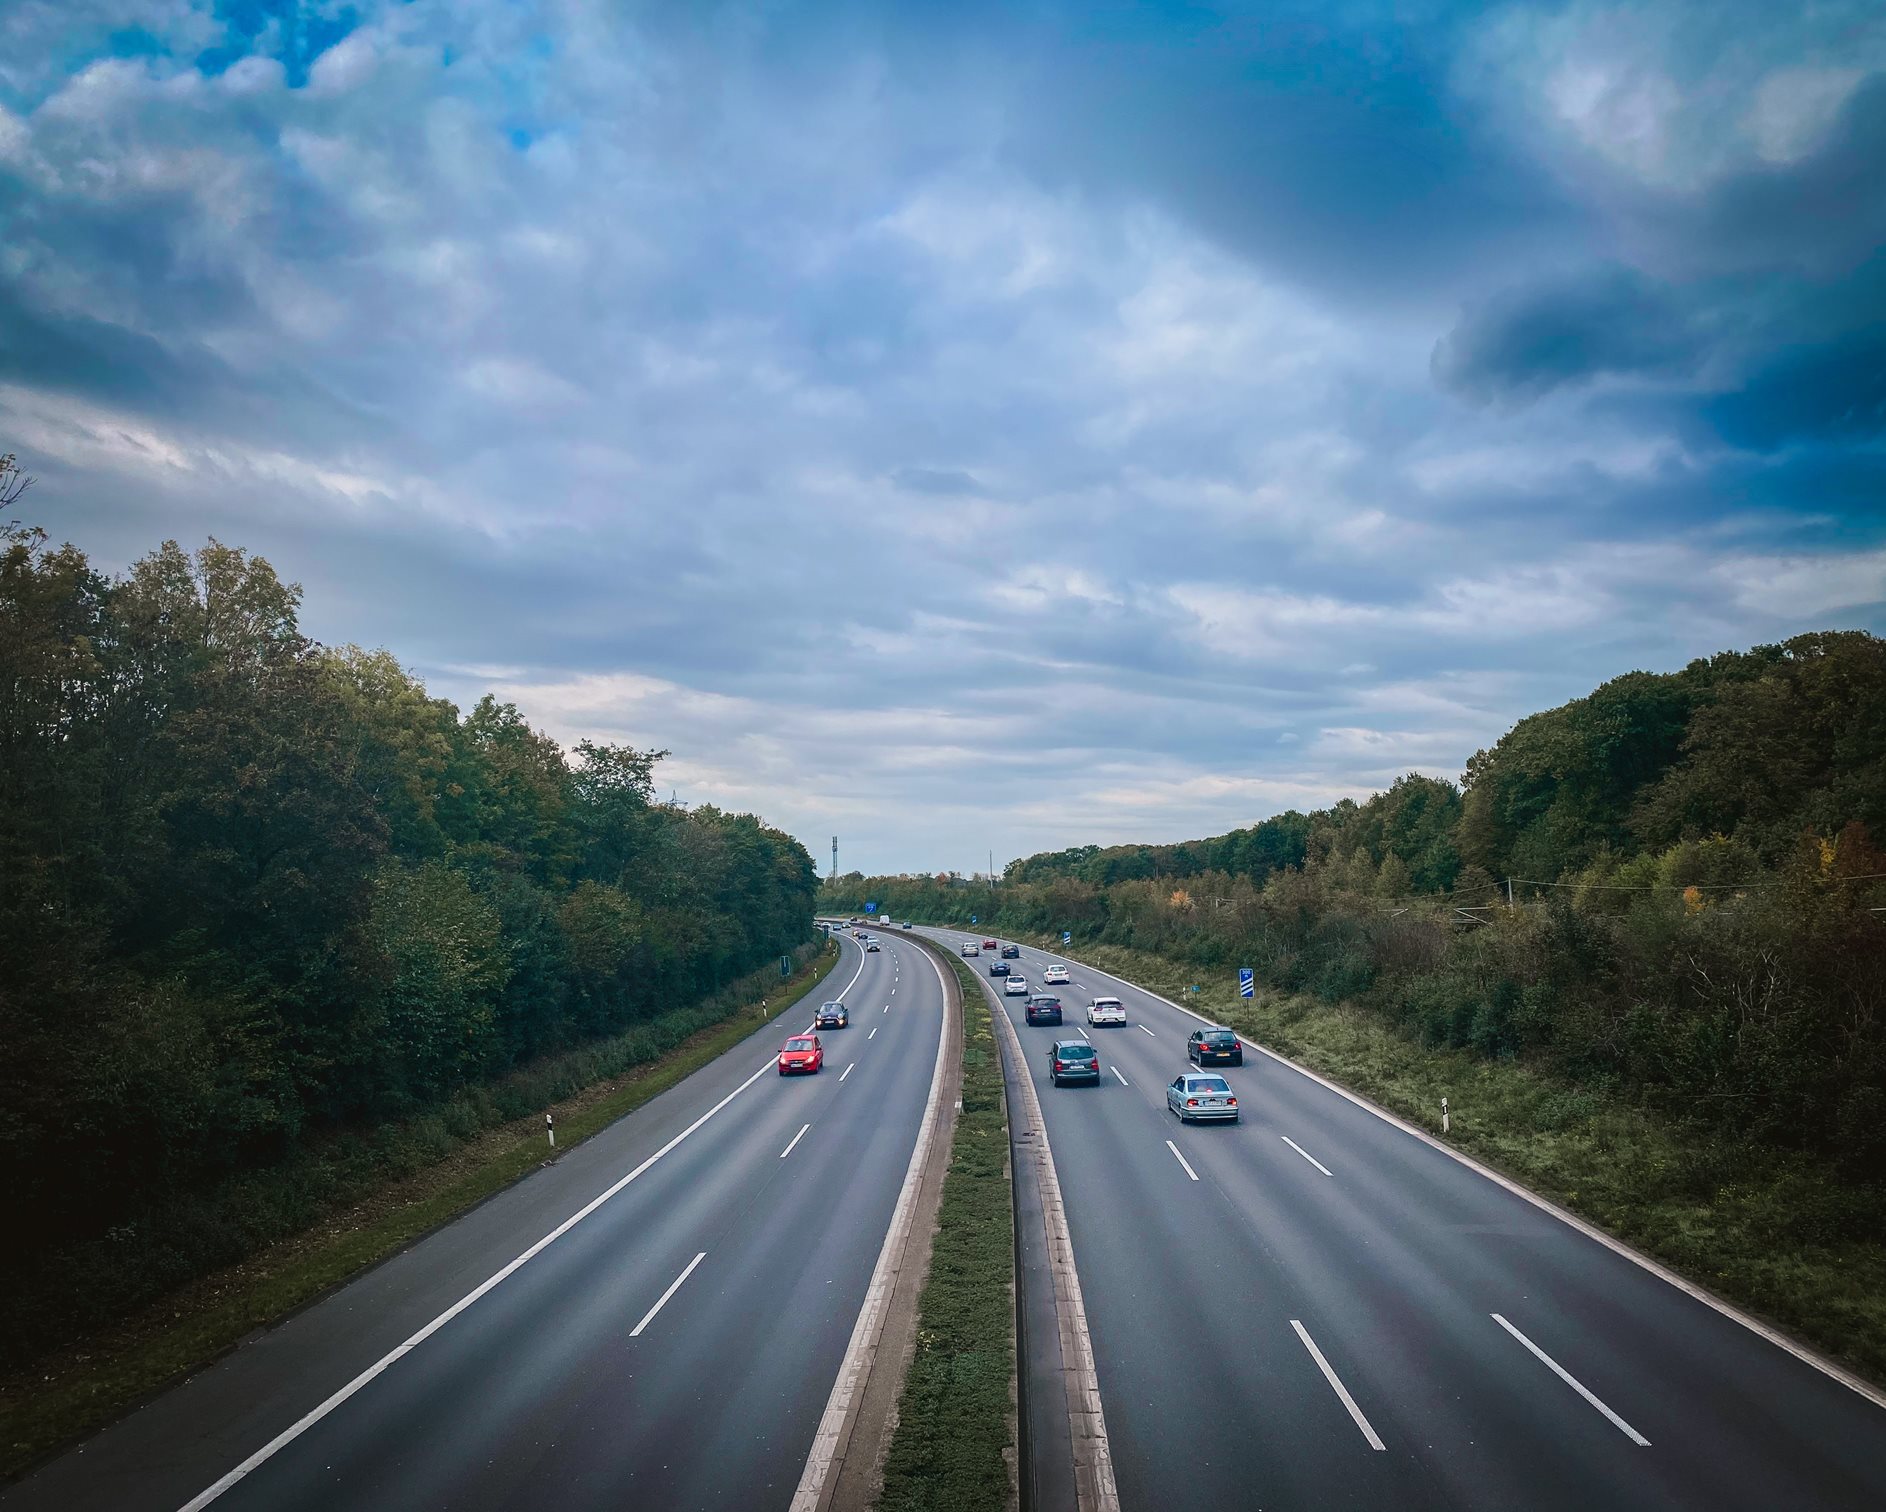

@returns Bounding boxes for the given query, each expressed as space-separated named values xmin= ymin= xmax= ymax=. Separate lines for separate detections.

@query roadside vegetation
xmin=1 ymin=521 xmax=820 ymax=1453
xmin=878 ymin=952 xmax=1015 ymax=1512
xmin=0 ymin=938 xmax=836 ymax=1480
xmin=826 ymin=632 xmax=1886 ymax=1382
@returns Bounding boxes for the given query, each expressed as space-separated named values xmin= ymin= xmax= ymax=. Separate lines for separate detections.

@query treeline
xmin=826 ymin=633 xmax=1886 ymax=1182
xmin=1 ymin=527 xmax=817 ymax=1353
xmin=1005 ymin=631 xmax=1886 ymax=897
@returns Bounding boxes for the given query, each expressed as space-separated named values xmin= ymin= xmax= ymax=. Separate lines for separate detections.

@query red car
xmin=778 ymin=1033 xmax=824 ymax=1075
xmin=982 ymin=938 xmax=998 ymax=952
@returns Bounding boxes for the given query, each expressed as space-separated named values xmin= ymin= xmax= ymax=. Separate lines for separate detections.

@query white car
xmin=961 ymin=941 xmax=980 ymax=957
xmin=1087 ymin=996 xmax=1127 ymax=1026
xmin=1003 ymin=975 xmax=1029 ymax=996
xmin=1042 ymin=964 xmax=1071 ymax=985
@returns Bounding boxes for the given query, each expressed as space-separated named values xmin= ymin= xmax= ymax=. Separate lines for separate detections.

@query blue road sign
xmin=1239 ymin=967 xmax=1255 ymax=998
xmin=1063 ymin=931 xmax=1072 ymax=946
xmin=971 ymin=915 xmax=978 ymax=925
xmin=865 ymin=901 xmax=877 ymax=913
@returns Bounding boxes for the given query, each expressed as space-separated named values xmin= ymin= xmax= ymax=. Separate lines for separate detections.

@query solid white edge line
xmin=1110 ymin=1066 xmax=1129 ymax=1087
xmin=781 ymin=1122 xmax=812 ymax=1159
xmin=1024 ymin=938 xmax=1886 ymax=1416
xmin=177 ymin=1042 xmax=787 ymax=1511
xmin=630 ymin=1252 xmax=707 ymax=1338
xmin=1281 ymin=1135 xmax=1333 ymax=1177
xmin=1492 ymin=1313 xmax=1651 ymax=1445
xmin=1290 ymin=1320 xmax=1387 ymax=1450
xmin=840 ymin=1062 xmax=855 ymax=1082
xmin=1165 ymin=1139 xmax=1200 ymax=1182
xmin=789 ymin=940 xmax=952 ymax=1511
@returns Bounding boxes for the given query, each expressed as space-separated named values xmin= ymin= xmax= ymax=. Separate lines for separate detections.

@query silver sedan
xmin=1167 ymin=1072 xmax=1239 ymax=1122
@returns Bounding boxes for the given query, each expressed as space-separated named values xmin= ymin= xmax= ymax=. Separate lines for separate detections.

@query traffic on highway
xmin=3 ymin=932 xmax=947 ymax=1512
xmin=920 ymin=925 xmax=1886 ymax=1512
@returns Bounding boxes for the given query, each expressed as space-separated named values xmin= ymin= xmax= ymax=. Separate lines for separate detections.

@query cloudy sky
xmin=3 ymin=1 xmax=1883 ymax=876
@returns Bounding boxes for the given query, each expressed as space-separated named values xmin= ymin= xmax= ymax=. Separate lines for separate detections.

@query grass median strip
xmin=0 ymin=942 xmax=839 ymax=1483
xmin=1039 ymin=935 xmax=1886 ymax=1387
xmin=878 ymin=955 xmax=1016 ymax=1512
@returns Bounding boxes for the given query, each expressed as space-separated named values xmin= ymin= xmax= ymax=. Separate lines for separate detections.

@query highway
xmin=3 ymin=931 xmax=946 ymax=1512
xmin=927 ymin=927 xmax=1886 ymax=1512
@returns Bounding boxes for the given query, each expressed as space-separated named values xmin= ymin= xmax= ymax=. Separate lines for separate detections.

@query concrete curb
xmin=984 ymin=972 xmax=1120 ymax=1512
xmin=793 ymin=936 xmax=963 ymax=1512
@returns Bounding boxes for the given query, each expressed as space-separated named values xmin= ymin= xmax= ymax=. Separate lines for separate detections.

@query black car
xmin=1000 ymin=943 xmax=1021 ymax=958
xmin=816 ymin=1001 xmax=849 ymax=1029
xmin=1188 ymin=1026 xmax=1244 ymax=1066
xmin=989 ymin=960 xmax=1010 ymax=977
xmin=1025 ymin=994 xmax=1063 ymax=1026
xmin=1047 ymin=1040 xmax=1100 ymax=1085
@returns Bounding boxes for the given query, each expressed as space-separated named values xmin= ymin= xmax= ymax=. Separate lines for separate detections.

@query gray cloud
xmin=1 ymin=0 xmax=1882 ymax=875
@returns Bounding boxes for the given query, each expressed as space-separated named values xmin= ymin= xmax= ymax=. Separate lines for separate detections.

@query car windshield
xmin=1189 ymin=1077 xmax=1229 ymax=1092
xmin=785 ymin=1038 xmax=814 ymax=1051
xmin=822 ymin=1002 xmax=842 ymax=1011
xmin=1057 ymin=1045 xmax=1095 ymax=1060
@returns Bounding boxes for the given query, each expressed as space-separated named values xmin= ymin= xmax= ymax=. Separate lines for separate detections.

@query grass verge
xmin=878 ymin=953 xmax=1016 ymax=1512
xmin=1021 ymin=933 xmax=1886 ymax=1388
xmin=0 ymin=940 xmax=839 ymax=1483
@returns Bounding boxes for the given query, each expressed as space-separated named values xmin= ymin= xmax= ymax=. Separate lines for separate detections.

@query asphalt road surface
xmin=5 ymin=931 xmax=945 ymax=1512
xmin=932 ymin=927 xmax=1886 ymax=1512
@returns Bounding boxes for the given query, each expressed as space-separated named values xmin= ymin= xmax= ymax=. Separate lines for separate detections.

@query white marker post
xmin=1441 ymin=1096 xmax=1450 ymax=1135
xmin=546 ymin=1111 xmax=556 ymax=1150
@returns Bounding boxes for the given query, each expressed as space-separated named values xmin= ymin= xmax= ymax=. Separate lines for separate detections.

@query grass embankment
xmin=1021 ymin=934 xmax=1886 ymax=1387
xmin=878 ymin=953 xmax=1016 ymax=1512
xmin=0 ymin=940 xmax=838 ymax=1483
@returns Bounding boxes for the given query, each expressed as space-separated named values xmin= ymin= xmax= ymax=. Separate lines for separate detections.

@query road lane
xmin=4 ymin=932 xmax=945 ymax=1512
xmin=930 ymin=927 xmax=1886 ymax=1511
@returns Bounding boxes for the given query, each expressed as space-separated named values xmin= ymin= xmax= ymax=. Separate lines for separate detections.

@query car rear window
xmin=1190 ymin=1076 xmax=1230 ymax=1092
xmin=1031 ymin=996 xmax=1060 ymax=1007
xmin=1203 ymin=1030 xmax=1238 ymax=1044
xmin=1093 ymin=998 xmax=1121 ymax=1009
xmin=1057 ymin=1045 xmax=1095 ymax=1060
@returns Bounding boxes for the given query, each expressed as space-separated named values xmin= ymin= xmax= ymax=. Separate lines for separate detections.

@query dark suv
xmin=1025 ymin=994 xmax=1063 ymax=1026
xmin=1000 ymin=943 xmax=1021 ymax=958
xmin=988 ymin=960 xmax=1010 ymax=977
xmin=1047 ymin=1040 xmax=1100 ymax=1085
xmin=1188 ymin=1026 xmax=1244 ymax=1066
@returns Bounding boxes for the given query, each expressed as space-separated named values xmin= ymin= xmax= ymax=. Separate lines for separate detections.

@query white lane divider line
xmin=1165 ymin=1140 xmax=1200 ymax=1182
xmin=1078 ymin=1027 xmax=1090 ymax=1040
xmin=1291 ymin=1321 xmax=1386 ymax=1451
xmin=840 ymin=1063 xmax=855 ymax=1082
xmin=1111 ymin=1066 xmax=1129 ymax=1087
xmin=176 ymin=1050 xmax=783 ymax=1511
xmin=630 ymin=1252 xmax=706 ymax=1338
xmin=1138 ymin=1024 xmax=1157 ymax=1037
xmin=1281 ymin=1136 xmax=1333 ymax=1177
xmin=780 ymin=1123 xmax=811 ymax=1159
xmin=868 ymin=1026 xmax=879 ymax=1039
xmin=882 ymin=1004 xmax=890 ymax=1013
xmin=1491 ymin=1314 xmax=1650 ymax=1445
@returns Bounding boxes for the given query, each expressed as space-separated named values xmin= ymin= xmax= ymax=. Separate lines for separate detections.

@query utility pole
xmin=831 ymin=835 xmax=838 ymax=883
xmin=989 ymin=849 xmax=994 ymax=888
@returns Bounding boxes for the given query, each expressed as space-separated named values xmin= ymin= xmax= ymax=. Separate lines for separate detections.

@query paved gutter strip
xmin=987 ymin=983 xmax=1121 ymax=1512
xmin=796 ymin=940 xmax=961 ymax=1512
